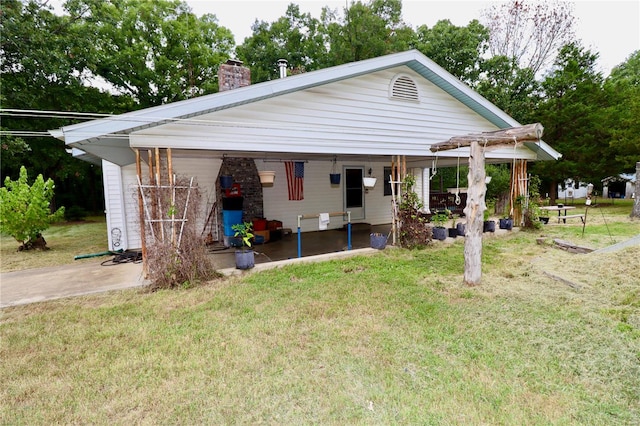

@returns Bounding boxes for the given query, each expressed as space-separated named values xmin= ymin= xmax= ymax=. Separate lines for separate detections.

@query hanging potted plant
xmin=231 ymin=222 xmax=255 ymax=270
xmin=329 ymin=157 xmax=341 ymax=185
xmin=219 ymin=174 xmax=233 ymax=190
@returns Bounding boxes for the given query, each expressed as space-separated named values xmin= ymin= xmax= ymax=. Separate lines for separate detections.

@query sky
xmin=186 ymin=0 xmax=640 ymax=76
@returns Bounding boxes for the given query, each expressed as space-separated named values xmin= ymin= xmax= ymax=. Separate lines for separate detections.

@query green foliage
xmin=415 ymin=19 xmax=489 ymax=85
xmin=603 ymin=50 xmax=640 ymax=171
xmin=485 ymin=164 xmax=511 ymax=201
xmin=232 ymin=222 xmax=254 ymax=248
xmin=0 ymin=166 xmax=65 ymax=247
xmin=431 ymin=212 xmax=449 ymax=228
xmin=63 ymin=205 xmax=88 ymax=222
xmin=397 ymin=174 xmax=431 ymax=248
xmin=532 ymin=43 xmax=612 ymax=194
xmin=236 ymin=4 xmax=327 ymax=82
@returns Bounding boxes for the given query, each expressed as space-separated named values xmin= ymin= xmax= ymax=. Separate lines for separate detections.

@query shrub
xmin=64 ymin=205 xmax=89 ymax=222
xmin=0 ymin=166 xmax=64 ymax=250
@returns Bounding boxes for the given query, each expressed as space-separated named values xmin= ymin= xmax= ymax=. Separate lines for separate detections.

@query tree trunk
xmin=632 ymin=162 xmax=640 ymax=218
xmin=548 ymin=179 xmax=557 ymax=205
xmin=463 ymin=141 xmax=486 ymax=286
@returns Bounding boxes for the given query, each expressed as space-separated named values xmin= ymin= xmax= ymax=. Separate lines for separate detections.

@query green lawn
xmin=1 ymin=202 xmax=639 ymax=424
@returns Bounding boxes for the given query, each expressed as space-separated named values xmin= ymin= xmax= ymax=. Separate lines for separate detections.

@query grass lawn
xmin=1 ymin=201 xmax=639 ymax=424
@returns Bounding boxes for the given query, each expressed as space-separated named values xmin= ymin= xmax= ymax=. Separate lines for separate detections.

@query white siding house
xmin=51 ymin=50 xmax=560 ymax=251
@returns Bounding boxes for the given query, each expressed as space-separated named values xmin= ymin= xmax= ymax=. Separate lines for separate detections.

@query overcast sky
xmin=186 ymin=0 xmax=640 ymax=76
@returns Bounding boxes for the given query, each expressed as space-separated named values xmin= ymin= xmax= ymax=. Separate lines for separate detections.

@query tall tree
xmin=414 ymin=19 xmax=488 ymax=85
xmin=70 ymin=0 xmax=235 ymax=106
xmin=321 ymin=0 xmax=414 ymax=66
xmin=603 ymin=51 xmax=640 ymax=171
xmin=236 ymin=4 xmax=327 ymax=82
xmin=481 ymin=0 xmax=576 ymax=75
xmin=0 ymin=0 xmax=119 ymax=211
xmin=476 ymin=55 xmax=540 ymax=124
xmin=531 ymin=43 xmax=611 ymax=201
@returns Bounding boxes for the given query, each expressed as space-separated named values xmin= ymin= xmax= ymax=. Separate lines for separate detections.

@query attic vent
xmin=390 ymin=74 xmax=419 ymax=102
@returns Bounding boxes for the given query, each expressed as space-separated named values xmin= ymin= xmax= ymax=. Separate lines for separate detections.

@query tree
xmin=70 ymin=0 xmax=235 ymax=106
xmin=0 ymin=166 xmax=65 ymax=250
xmin=481 ymin=0 xmax=576 ymax=75
xmin=414 ymin=19 xmax=488 ymax=85
xmin=531 ymin=43 xmax=611 ymax=202
xmin=476 ymin=55 xmax=540 ymax=124
xmin=236 ymin=4 xmax=327 ymax=82
xmin=321 ymin=0 xmax=415 ymax=66
xmin=603 ymin=51 xmax=640 ymax=171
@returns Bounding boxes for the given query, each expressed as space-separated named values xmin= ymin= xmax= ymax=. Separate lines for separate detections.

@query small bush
xmin=64 ymin=205 xmax=88 ymax=222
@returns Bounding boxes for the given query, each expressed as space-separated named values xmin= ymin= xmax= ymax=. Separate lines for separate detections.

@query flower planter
xmin=363 ymin=177 xmax=377 ymax=188
xmin=432 ymin=226 xmax=447 ymax=241
xmin=258 ymin=171 xmax=276 ymax=186
xmin=456 ymin=222 xmax=466 ymax=236
xmin=448 ymin=228 xmax=458 ymax=238
xmin=329 ymin=173 xmax=341 ymax=185
xmin=219 ymin=175 xmax=233 ymax=189
xmin=499 ymin=218 xmax=513 ymax=230
xmin=370 ymin=232 xmax=387 ymax=249
xmin=235 ymin=250 xmax=255 ymax=270
xmin=483 ymin=220 xmax=496 ymax=233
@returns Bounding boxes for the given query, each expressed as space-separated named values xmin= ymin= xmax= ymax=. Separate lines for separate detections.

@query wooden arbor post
xmin=430 ymin=123 xmax=544 ymax=285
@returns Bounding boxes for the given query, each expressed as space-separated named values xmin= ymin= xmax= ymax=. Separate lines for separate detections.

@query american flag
xmin=285 ymin=161 xmax=304 ymax=200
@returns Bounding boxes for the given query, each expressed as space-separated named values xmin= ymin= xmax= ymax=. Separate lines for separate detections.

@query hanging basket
xmin=220 ymin=175 xmax=233 ymax=189
xmin=258 ymin=171 xmax=276 ymax=186
xmin=329 ymin=173 xmax=341 ymax=185
xmin=363 ymin=177 xmax=377 ymax=188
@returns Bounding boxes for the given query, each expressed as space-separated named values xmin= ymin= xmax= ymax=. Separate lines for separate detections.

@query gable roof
xmin=51 ymin=49 xmax=560 ymax=165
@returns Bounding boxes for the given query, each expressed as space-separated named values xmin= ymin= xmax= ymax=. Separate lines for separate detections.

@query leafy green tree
xmin=603 ymin=50 xmax=640 ymax=171
xmin=236 ymin=4 xmax=327 ymax=82
xmin=321 ymin=0 xmax=415 ymax=66
xmin=0 ymin=0 xmax=117 ymax=211
xmin=476 ymin=55 xmax=540 ymax=124
xmin=0 ymin=166 xmax=65 ymax=250
xmin=69 ymin=0 xmax=235 ymax=106
xmin=531 ymin=43 xmax=611 ymax=201
xmin=414 ymin=19 xmax=488 ymax=85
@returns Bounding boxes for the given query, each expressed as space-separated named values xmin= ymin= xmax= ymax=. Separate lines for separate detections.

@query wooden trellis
xmin=430 ymin=123 xmax=544 ymax=285
xmin=135 ymin=147 xmax=194 ymax=274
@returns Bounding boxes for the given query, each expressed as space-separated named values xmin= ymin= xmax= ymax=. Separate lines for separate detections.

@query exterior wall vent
xmin=389 ymin=74 xmax=419 ymax=102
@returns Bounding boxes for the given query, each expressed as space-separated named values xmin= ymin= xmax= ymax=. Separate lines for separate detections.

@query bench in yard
xmin=559 ymin=214 xmax=585 ymax=224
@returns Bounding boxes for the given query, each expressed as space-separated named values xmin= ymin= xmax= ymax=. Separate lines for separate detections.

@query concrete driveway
xmin=0 ymin=260 xmax=146 ymax=308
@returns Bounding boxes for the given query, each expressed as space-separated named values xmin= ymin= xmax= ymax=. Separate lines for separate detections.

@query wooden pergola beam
xmin=430 ymin=123 xmax=544 ymax=152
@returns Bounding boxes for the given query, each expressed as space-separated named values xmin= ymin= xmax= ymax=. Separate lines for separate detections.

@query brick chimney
xmin=218 ymin=59 xmax=250 ymax=92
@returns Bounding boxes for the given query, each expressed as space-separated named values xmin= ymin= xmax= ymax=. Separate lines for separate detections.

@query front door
xmin=344 ymin=167 xmax=365 ymax=220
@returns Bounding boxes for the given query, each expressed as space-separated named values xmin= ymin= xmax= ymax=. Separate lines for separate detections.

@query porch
xmin=207 ymin=223 xmax=392 ymax=271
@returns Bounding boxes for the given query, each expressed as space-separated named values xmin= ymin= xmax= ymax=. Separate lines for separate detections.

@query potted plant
xmin=447 ymin=212 xmax=458 ymax=238
xmin=431 ymin=211 xmax=448 ymax=241
xmin=483 ymin=200 xmax=496 ymax=233
xmin=499 ymin=215 xmax=513 ymax=230
xmin=231 ymin=222 xmax=255 ymax=269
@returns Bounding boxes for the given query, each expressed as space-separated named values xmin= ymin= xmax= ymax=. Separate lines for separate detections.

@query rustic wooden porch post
xmin=430 ymin=123 xmax=544 ymax=286
xmin=463 ymin=140 xmax=486 ymax=285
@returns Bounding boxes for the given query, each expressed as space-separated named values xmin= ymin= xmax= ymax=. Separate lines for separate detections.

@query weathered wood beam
xmin=463 ymin=140 xmax=485 ymax=286
xmin=430 ymin=123 xmax=544 ymax=152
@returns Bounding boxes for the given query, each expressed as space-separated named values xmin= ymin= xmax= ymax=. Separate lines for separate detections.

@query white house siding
xmin=121 ymin=164 xmax=141 ymax=249
xmin=102 ymin=160 xmax=129 ymax=251
xmin=129 ymin=66 xmax=503 ymax=160
xmin=257 ymin=159 xmax=393 ymax=233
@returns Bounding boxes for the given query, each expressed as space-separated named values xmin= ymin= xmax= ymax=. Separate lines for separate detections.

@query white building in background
xmin=557 ymin=179 xmax=590 ymax=200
